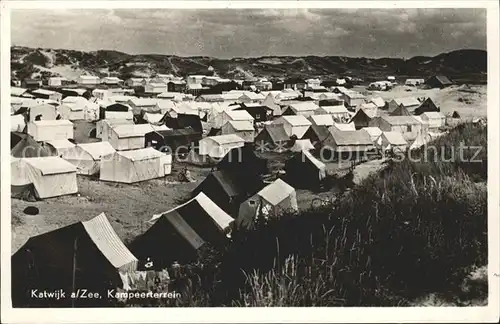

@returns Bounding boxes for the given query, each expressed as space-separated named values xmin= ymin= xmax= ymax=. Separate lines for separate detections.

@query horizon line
xmin=10 ymin=44 xmax=487 ymax=61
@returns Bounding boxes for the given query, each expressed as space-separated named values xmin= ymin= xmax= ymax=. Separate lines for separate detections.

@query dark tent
xmin=217 ymin=144 xmax=268 ymax=178
xmin=302 ymin=125 xmax=330 ymax=148
xmin=235 ymin=104 xmax=273 ymax=123
xmin=145 ymin=127 xmax=202 ymax=155
xmin=350 ymin=109 xmax=373 ymax=130
xmin=390 ymin=105 xmax=412 ymax=116
xmin=414 ymin=98 xmax=440 ymax=115
xmin=11 ymin=213 xmax=137 ymax=307
xmin=129 ymin=212 xmax=205 ymax=270
xmin=192 ymin=170 xmax=259 ymax=215
xmin=425 ymin=75 xmax=453 ymax=89
xmin=160 ymin=113 xmax=203 ymax=134
xmin=452 ymin=111 xmax=461 ymax=118
xmin=207 ymin=127 xmax=222 ymax=137
xmin=99 ymin=103 xmax=129 ymax=120
xmin=254 ymin=125 xmax=293 ymax=153
xmin=284 ymin=150 xmax=327 ymax=189
xmin=146 ymin=192 xmax=233 ymax=250
xmin=11 ymin=133 xmax=55 ymax=158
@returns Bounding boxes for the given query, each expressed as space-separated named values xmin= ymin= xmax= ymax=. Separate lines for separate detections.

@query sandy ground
xmin=355 ymin=84 xmax=487 ymax=118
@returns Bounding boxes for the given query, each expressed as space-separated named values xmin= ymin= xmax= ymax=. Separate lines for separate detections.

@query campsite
xmin=8 ymin=9 xmax=489 ymax=309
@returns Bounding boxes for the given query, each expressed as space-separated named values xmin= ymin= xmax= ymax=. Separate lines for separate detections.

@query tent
xmin=378 ymin=132 xmax=408 ymax=152
xmin=322 ymin=128 xmax=375 ymax=158
xmin=199 ymin=134 xmax=245 ymax=159
xmin=11 ymin=133 xmax=55 ymax=158
xmin=290 ymin=139 xmax=315 ymax=152
xmin=221 ymin=120 xmax=255 ymax=143
xmin=254 ymin=124 xmax=293 ymax=153
xmin=11 ymin=213 xmax=138 ymax=307
xmin=27 ymin=104 xmax=58 ymax=122
xmin=99 ymin=103 xmax=133 ymax=120
xmin=149 ymin=192 xmax=234 ymax=247
xmin=11 ymin=114 xmax=26 ymax=132
xmin=237 ymin=178 xmax=298 ymax=230
xmin=96 ymin=118 xmax=134 ymax=140
xmin=145 ymin=127 xmax=202 ymax=155
xmin=11 ymin=157 xmax=78 ymax=199
xmin=360 ymin=127 xmax=383 ymax=144
xmin=129 ymin=212 xmax=205 ymax=269
xmin=217 ymin=144 xmax=268 ymax=177
xmin=99 ymin=148 xmax=172 ymax=183
xmin=160 ymin=113 xmax=203 ymax=134
xmin=62 ymin=142 xmax=116 ymax=175
xmin=284 ymin=150 xmax=326 ymax=189
xmin=45 ymin=139 xmax=76 ymax=156
xmin=27 ymin=120 xmax=74 ymax=142
xmin=273 ymin=115 xmax=312 ymax=139
xmin=57 ymin=103 xmax=85 ymax=121
xmin=108 ymin=124 xmax=169 ymax=151
xmin=143 ymin=112 xmax=164 ymax=124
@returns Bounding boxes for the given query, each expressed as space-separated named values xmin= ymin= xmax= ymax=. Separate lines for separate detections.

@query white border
xmin=1 ymin=1 xmax=499 ymax=323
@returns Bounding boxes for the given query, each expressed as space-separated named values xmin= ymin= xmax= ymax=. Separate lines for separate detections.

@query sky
xmin=11 ymin=8 xmax=487 ymax=59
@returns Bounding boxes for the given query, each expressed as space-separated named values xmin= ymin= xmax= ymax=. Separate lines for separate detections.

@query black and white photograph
xmin=1 ymin=1 xmax=499 ymax=323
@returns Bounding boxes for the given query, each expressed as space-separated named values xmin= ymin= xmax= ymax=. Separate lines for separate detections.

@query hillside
xmin=10 ymin=46 xmax=487 ymax=83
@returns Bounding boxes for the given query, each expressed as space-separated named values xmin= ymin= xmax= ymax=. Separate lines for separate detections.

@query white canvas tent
xmin=96 ymin=119 xmax=134 ymax=140
xmin=62 ymin=142 xmax=116 ymax=175
xmin=12 ymin=157 xmax=78 ymax=199
xmin=237 ymin=179 xmax=298 ymax=229
xmin=45 ymin=139 xmax=76 ymax=156
xmin=290 ymin=139 xmax=315 ymax=152
xmin=378 ymin=132 xmax=408 ymax=152
xmin=273 ymin=116 xmax=312 ymax=139
xmin=109 ymin=124 xmax=169 ymax=151
xmin=57 ymin=103 xmax=84 ymax=121
xmin=100 ymin=147 xmax=172 ymax=183
xmin=28 ymin=120 xmax=74 ymax=142
xmin=11 ymin=115 xmax=26 ymax=132
xmin=199 ymin=134 xmax=245 ymax=159
xmin=221 ymin=120 xmax=255 ymax=143
xmin=28 ymin=104 xmax=58 ymax=122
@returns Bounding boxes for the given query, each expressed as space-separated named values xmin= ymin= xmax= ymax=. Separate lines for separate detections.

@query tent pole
xmin=71 ymin=236 xmax=78 ymax=308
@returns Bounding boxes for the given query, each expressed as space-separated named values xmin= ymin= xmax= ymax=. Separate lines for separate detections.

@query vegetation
xmin=123 ymin=122 xmax=487 ymax=307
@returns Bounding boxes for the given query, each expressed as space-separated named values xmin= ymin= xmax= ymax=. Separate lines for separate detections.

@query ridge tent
xmin=108 ymin=124 xmax=169 ymax=151
xmin=191 ymin=170 xmax=251 ymax=215
xmin=129 ymin=211 xmax=205 ymax=269
xmin=160 ymin=113 xmax=203 ymax=134
xmin=11 ymin=133 xmax=55 ymax=158
xmin=28 ymin=120 xmax=74 ymax=142
xmin=27 ymin=104 xmax=58 ymax=122
xmin=322 ymin=128 xmax=375 ymax=159
xmin=11 ymin=114 xmax=26 ymax=132
xmin=11 ymin=156 xmax=78 ymax=199
xmin=96 ymin=118 xmax=134 ymax=140
xmin=272 ymin=115 xmax=312 ymax=139
xmin=290 ymin=139 xmax=315 ymax=152
xmin=360 ymin=127 xmax=383 ymax=144
xmin=45 ymin=139 xmax=76 ymax=156
xmin=99 ymin=103 xmax=133 ymax=120
xmin=284 ymin=150 xmax=326 ymax=189
xmin=99 ymin=147 xmax=172 ymax=183
xmin=62 ymin=142 xmax=116 ymax=175
xmin=378 ymin=131 xmax=408 ymax=152
xmin=217 ymin=144 xmax=268 ymax=178
xmin=11 ymin=213 xmax=138 ymax=307
xmin=199 ymin=134 xmax=245 ymax=159
xmin=254 ymin=124 xmax=293 ymax=153
xmin=145 ymin=127 xmax=202 ymax=155
xmin=237 ymin=178 xmax=298 ymax=230
xmin=149 ymin=192 xmax=234 ymax=247
xmin=221 ymin=120 xmax=255 ymax=142
xmin=57 ymin=103 xmax=85 ymax=121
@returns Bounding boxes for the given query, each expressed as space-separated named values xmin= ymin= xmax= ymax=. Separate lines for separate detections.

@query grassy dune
xmin=125 ymin=122 xmax=488 ymax=307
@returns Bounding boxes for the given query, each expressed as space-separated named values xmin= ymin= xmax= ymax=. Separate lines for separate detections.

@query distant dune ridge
xmin=10 ymin=46 xmax=487 ymax=82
